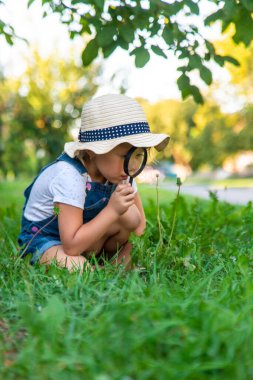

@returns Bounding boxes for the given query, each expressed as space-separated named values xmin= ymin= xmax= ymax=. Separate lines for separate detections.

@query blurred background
xmin=1 ymin=0 xmax=253 ymax=195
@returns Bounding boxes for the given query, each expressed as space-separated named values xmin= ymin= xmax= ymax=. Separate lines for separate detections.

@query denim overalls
xmin=18 ymin=153 xmax=116 ymax=264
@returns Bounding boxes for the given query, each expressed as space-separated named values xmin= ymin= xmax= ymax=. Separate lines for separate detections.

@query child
xmin=18 ymin=94 xmax=170 ymax=271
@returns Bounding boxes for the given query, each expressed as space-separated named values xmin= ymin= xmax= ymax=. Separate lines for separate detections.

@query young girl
xmin=18 ymin=94 xmax=170 ymax=271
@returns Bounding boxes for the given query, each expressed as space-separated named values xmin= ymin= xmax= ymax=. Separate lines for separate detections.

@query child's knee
xmin=40 ymin=245 xmax=87 ymax=271
xmin=104 ymin=207 xmax=140 ymax=238
xmin=118 ymin=205 xmax=141 ymax=232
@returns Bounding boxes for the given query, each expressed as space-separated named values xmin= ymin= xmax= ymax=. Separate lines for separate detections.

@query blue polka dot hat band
xmin=78 ymin=122 xmax=150 ymax=142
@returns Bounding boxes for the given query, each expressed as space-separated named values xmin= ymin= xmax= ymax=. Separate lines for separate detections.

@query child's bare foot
xmin=111 ymin=242 xmax=133 ymax=270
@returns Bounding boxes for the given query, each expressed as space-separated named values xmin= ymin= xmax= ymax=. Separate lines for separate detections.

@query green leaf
xmin=178 ymin=49 xmax=190 ymax=60
xmin=213 ymin=54 xmax=225 ymax=67
xmin=223 ymin=1 xmax=237 ymax=16
xmin=82 ymin=38 xmax=99 ymax=66
xmin=177 ymin=73 xmax=203 ymax=103
xmin=173 ymin=25 xmax=185 ymax=42
xmin=151 ymin=45 xmax=167 ymax=59
xmin=204 ymin=52 xmax=211 ymax=61
xmin=191 ymin=85 xmax=204 ymax=104
xmin=221 ymin=18 xmax=231 ymax=33
xmin=94 ymin=0 xmax=104 ymax=11
xmin=0 ymin=20 xmax=5 ymax=30
xmin=118 ymin=37 xmax=129 ymax=50
xmin=206 ymin=40 xmax=215 ymax=55
xmin=70 ymin=31 xmax=77 ymax=40
xmin=27 ymin=0 xmax=36 ymax=7
xmin=232 ymin=9 xmax=253 ymax=46
xmin=241 ymin=0 xmax=253 ymax=11
xmin=80 ymin=19 xmax=92 ymax=35
xmin=188 ymin=54 xmax=202 ymax=70
xmin=200 ymin=65 xmax=212 ymax=85
xmin=4 ymin=33 xmax=13 ymax=45
xmin=162 ymin=27 xmax=174 ymax=45
xmin=177 ymin=73 xmax=190 ymax=87
xmin=97 ymin=26 xmax=117 ymax=47
xmin=119 ymin=24 xmax=135 ymax=43
xmin=150 ymin=22 xmax=160 ymax=36
xmin=185 ymin=0 xmax=199 ymax=15
xmin=131 ymin=47 xmax=150 ymax=68
xmin=53 ymin=205 xmax=60 ymax=216
xmin=177 ymin=66 xmax=187 ymax=73
xmin=223 ymin=55 xmax=240 ymax=66
xmin=177 ymin=73 xmax=191 ymax=99
xmin=204 ymin=9 xmax=223 ymax=26
xmin=102 ymin=42 xmax=118 ymax=58
xmin=132 ymin=11 xmax=150 ymax=29
xmin=72 ymin=0 xmax=91 ymax=3
xmin=165 ymin=2 xmax=183 ymax=15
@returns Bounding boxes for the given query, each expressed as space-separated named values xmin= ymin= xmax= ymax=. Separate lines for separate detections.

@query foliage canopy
xmin=1 ymin=0 xmax=253 ymax=103
xmin=0 ymin=51 xmax=99 ymax=177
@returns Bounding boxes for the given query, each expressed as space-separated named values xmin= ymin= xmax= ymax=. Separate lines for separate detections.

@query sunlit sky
xmin=1 ymin=0 xmax=231 ymax=104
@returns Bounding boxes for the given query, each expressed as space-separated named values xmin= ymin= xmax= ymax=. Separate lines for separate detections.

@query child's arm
xmin=57 ymin=184 xmax=135 ymax=256
xmin=133 ymin=192 xmax=146 ymax=236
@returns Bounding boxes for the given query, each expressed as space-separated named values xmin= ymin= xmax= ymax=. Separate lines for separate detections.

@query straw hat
xmin=64 ymin=94 xmax=170 ymax=157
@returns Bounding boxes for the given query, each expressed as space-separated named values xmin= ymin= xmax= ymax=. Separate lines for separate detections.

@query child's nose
xmin=128 ymin=161 xmax=139 ymax=175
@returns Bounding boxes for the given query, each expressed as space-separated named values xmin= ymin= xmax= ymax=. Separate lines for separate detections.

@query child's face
xmin=93 ymin=143 xmax=133 ymax=184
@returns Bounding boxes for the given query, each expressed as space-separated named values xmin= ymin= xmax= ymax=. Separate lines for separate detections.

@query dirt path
xmin=161 ymin=184 xmax=253 ymax=205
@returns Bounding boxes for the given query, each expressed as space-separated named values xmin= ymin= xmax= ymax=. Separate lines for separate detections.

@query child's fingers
xmin=123 ymin=193 xmax=135 ymax=202
xmin=121 ymin=197 xmax=135 ymax=209
xmin=116 ymin=183 xmax=131 ymax=192
xmin=124 ymin=199 xmax=135 ymax=208
xmin=116 ymin=184 xmax=126 ymax=191
xmin=118 ymin=186 xmax=134 ymax=196
xmin=121 ymin=189 xmax=134 ymax=197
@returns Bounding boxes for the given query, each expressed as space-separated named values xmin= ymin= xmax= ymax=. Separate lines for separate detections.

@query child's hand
xmin=107 ymin=183 xmax=135 ymax=216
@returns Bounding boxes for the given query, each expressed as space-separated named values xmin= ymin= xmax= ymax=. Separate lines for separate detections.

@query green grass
xmin=0 ymin=179 xmax=29 ymax=209
xmin=1 ymin=180 xmax=253 ymax=379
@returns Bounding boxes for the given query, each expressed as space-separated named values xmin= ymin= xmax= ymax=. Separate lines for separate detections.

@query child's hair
xmin=75 ymin=150 xmax=89 ymax=167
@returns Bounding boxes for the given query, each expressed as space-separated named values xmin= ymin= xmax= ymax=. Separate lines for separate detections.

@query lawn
xmin=1 ymin=179 xmax=253 ymax=379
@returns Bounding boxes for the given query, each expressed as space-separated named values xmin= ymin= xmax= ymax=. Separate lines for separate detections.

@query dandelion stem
xmin=156 ymin=174 xmax=162 ymax=246
xmin=168 ymin=177 xmax=182 ymax=247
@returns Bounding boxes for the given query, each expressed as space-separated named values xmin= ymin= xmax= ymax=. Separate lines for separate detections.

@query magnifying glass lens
xmin=128 ymin=148 xmax=146 ymax=176
xmin=124 ymin=147 xmax=147 ymax=184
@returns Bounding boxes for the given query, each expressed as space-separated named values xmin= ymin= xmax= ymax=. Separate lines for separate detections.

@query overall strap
xmin=23 ymin=153 xmax=86 ymax=206
xmin=56 ymin=152 xmax=87 ymax=175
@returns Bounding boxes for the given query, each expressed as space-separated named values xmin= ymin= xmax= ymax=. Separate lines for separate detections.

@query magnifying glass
xmin=123 ymin=147 xmax=148 ymax=185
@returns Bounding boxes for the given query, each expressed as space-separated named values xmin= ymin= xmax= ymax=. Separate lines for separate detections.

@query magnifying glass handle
xmin=129 ymin=177 xmax=133 ymax=186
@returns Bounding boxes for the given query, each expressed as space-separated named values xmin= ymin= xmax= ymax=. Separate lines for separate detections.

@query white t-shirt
xmin=24 ymin=161 xmax=137 ymax=222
